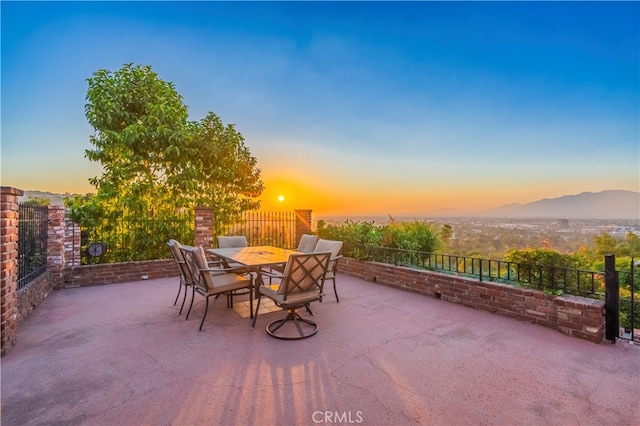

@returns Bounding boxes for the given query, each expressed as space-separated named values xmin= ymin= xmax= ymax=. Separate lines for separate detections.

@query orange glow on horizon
xmin=258 ymin=174 xmax=563 ymax=217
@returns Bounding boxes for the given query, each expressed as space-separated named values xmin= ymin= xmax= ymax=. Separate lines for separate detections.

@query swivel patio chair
xmin=180 ymin=245 xmax=254 ymax=331
xmin=252 ymin=252 xmax=331 ymax=340
xmin=314 ymin=239 xmax=343 ymax=302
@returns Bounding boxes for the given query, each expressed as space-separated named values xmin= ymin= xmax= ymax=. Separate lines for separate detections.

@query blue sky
xmin=2 ymin=1 xmax=639 ymax=215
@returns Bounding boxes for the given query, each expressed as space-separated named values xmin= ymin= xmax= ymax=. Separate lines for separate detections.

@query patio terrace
xmin=2 ymin=273 xmax=639 ymax=425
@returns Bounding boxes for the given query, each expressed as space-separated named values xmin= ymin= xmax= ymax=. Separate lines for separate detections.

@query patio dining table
xmin=207 ymin=246 xmax=298 ymax=296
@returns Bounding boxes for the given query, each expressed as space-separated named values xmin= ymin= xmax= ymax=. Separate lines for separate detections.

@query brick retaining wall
xmin=17 ymin=272 xmax=53 ymax=325
xmin=62 ymin=259 xmax=178 ymax=287
xmin=338 ymin=257 xmax=605 ymax=344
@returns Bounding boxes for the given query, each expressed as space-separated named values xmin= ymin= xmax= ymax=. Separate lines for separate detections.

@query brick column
xmin=47 ymin=206 xmax=66 ymax=289
xmin=194 ymin=206 xmax=214 ymax=249
xmin=295 ymin=209 xmax=313 ymax=243
xmin=1 ymin=186 xmax=22 ymax=356
xmin=64 ymin=219 xmax=81 ymax=267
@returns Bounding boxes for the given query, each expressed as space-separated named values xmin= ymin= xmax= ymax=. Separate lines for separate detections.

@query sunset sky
xmin=2 ymin=1 xmax=638 ymax=216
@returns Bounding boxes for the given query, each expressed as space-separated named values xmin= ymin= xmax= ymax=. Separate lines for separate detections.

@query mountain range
xmin=484 ymin=190 xmax=639 ymax=219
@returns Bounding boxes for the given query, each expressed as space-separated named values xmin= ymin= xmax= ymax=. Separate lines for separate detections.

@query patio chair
xmin=215 ymin=235 xmax=249 ymax=271
xmin=314 ymin=239 xmax=343 ymax=302
xmin=296 ymin=234 xmax=319 ymax=253
xmin=269 ymin=234 xmax=319 ymax=277
xmin=180 ymin=245 xmax=254 ymax=331
xmin=217 ymin=236 xmax=248 ymax=248
xmin=252 ymin=252 xmax=331 ymax=340
xmin=167 ymin=239 xmax=196 ymax=315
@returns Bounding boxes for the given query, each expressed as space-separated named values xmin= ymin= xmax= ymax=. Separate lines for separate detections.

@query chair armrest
xmin=260 ymin=269 xmax=284 ymax=280
xmin=199 ymin=266 xmax=247 ymax=276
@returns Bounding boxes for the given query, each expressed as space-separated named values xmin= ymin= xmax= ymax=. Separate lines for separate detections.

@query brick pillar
xmin=47 ymin=206 xmax=66 ymax=289
xmin=295 ymin=209 xmax=313 ymax=243
xmin=65 ymin=219 xmax=81 ymax=267
xmin=194 ymin=206 xmax=214 ymax=249
xmin=1 ymin=186 xmax=22 ymax=356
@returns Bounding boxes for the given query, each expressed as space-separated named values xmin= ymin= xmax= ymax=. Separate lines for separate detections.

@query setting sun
xmin=278 ymin=195 xmax=284 ymax=203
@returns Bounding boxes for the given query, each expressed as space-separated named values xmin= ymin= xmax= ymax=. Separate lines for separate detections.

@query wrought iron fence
xmin=219 ymin=211 xmax=296 ymax=249
xmin=17 ymin=202 xmax=48 ymax=289
xmin=76 ymin=209 xmax=295 ymax=264
xmin=364 ymin=246 xmax=605 ymax=298
xmin=79 ymin=210 xmax=195 ymax=264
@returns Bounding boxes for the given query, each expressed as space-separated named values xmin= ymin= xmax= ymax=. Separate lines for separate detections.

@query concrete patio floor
xmin=2 ymin=273 xmax=639 ymax=426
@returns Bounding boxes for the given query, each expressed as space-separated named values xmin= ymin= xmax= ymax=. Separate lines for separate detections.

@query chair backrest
xmin=278 ymin=252 xmax=331 ymax=300
xmin=296 ymin=234 xmax=319 ymax=253
xmin=314 ymin=239 xmax=343 ymax=273
xmin=217 ymin=236 xmax=248 ymax=248
xmin=180 ymin=245 xmax=214 ymax=292
xmin=314 ymin=239 xmax=343 ymax=258
xmin=168 ymin=239 xmax=194 ymax=285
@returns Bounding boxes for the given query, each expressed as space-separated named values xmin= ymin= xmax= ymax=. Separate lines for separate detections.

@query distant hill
xmin=19 ymin=190 xmax=77 ymax=206
xmin=486 ymin=190 xmax=640 ymax=219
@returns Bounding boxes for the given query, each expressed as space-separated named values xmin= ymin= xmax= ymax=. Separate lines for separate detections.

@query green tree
xmin=440 ymin=224 xmax=453 ymax=249
xmin=23 ymin=197 xmax=50 ymax=206
xmin=505 ymin=247 xmax=591 ymax=294
xmin=622 ymin=232 xmax=640 ymax=257
xmin=67 ymin=63 xmax=263 ymax=260
xmin=592 ymin=232 xmax=618 ymax=256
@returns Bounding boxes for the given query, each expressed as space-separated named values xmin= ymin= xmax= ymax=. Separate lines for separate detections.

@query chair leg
xmin=173 ymin=278 xmax=182 ymax=306
xmin=251 ymin=296 xmax=262 ymax=328
xmin=249 ymin=287 xmax=254 ymax=319
xmin=186 ymin=286 xmax=196 ymax=320
xmin=179 ymin=284 xmax=189 ymax=315
xmin=199 ymin=296 xmax=210 ymax=331
xmin=333 ymin=278 xmax=339 ymax=303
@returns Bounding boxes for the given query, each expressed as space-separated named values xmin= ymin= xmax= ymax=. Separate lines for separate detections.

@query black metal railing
xmin=364 ymin=246 xmax=605 ymax=298
xmin=79 ymin=211 xmax=195 ymax=264
xmin=220 ymin=211 xmax=296 ymax=249
xmin=17 ymin=203 xmax=48 ymax=289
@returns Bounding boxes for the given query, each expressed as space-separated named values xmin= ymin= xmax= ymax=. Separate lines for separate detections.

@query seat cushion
xmin=260 ymin=285 xmax=320 ymax=308
xmin=209 ymin=272 xmax=252 ymax=293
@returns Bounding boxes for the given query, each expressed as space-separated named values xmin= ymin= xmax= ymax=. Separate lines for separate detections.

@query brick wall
xmin=338 ymin=257 xmax=605 ymax=344
xmin=1 ymin=186 xmax=22 ymax=356
xmin=295 ymin=209 xmax=313 ymax=243
xmin=16 ymin=272 xmax=53 ymax=324
xmin=63 ymin=259 xmax=178 ymax=287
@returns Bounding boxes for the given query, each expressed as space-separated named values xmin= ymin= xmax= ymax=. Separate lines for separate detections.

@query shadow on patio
xmin=2 ymin=273 xmax=639 ymax=425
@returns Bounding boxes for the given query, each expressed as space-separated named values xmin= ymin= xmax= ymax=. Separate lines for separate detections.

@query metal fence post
xmin=604 ymin=254 xmax=619 ymax=343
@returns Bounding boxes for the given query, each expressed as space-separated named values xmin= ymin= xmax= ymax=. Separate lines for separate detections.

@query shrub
xmin=316 ymin=220 xmax=382 ymax=260
xmin=381 ymin=218 xmax=442 ymax=253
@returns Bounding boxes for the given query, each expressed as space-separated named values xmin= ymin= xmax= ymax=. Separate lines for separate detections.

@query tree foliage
xmin=316 ymin=218 xmax=442 ymax=260
xmin=66 ymin=63 xmax=263 ymax=259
